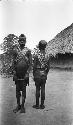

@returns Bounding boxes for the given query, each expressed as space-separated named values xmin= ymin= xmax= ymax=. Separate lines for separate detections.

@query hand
xmin=27 ymin=83 xmax=29 ymax=86
xmin=13 ymin=70 xmax=16 ymax=75
xmin=32 ymin=76 xmax=34 ymax=81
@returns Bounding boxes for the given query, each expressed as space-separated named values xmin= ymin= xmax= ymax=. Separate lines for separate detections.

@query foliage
xmin=1 ymin=34 xmax=18 ymax=53
xmin=0 ymin=34 xmax=19 ymax=75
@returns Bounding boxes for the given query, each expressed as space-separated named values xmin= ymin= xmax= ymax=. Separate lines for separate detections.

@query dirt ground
xmin=0 ymin=69 xmax=73 ymax=125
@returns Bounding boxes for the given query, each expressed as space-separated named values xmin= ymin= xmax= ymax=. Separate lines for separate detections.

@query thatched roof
xmin=46 ymin=23 xmax=73 ymax=57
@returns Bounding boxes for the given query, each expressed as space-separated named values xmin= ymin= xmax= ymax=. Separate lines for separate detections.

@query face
xmin=19 ymin=39 xmax=26 ymax=46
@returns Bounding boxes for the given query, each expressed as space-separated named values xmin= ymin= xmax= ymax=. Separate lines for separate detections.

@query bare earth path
xmin=0 ymin=69 xmax=73 ymax=125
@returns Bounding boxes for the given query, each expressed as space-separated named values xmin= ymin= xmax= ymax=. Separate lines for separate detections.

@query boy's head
xmin=39 ymin=40 xmax=47 ymax=50
xmin=18 ymin=34 xmax=26 ymax=46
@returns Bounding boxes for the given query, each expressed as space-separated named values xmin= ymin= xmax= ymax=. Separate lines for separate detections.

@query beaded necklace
xmin=36 ymin=49 xmax=48 ymax=68
xmin=16 ymin=46 xmax=29 ymax=62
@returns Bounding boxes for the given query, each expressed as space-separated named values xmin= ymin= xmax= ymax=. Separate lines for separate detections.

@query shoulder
xmin=13 ymin=44 xmax=20 ymax=51
xmin=32 ymin=48 xmax=40 ymax=57
xmin=13 ymin=46 xmax=18 ymax=56
xmin=24 ymin=47 xmax=31 ymax=52
xmin=23 ymin=47 xmax=31 ymax=57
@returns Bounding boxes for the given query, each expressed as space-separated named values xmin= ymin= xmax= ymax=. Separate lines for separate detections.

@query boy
xmin=33 ymin=40 xmax=50 ymax=109
xmin=13 ymin=34 xmax=31 ymax=113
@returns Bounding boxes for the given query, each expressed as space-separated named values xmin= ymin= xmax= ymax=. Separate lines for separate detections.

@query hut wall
xmin=50 ymin=53 xmax=73 ymax=69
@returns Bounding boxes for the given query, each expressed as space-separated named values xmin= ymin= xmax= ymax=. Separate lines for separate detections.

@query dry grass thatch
xmin=46 ymin=23 xmax=73 ymax=57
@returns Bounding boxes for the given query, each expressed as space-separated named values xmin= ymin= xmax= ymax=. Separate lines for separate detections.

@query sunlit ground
xmin=0 ymin=69 xmax=73 ymax=125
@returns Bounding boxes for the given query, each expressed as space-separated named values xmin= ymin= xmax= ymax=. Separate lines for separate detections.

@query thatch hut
xmin=46 ymin=23 xmax=73 ymax=69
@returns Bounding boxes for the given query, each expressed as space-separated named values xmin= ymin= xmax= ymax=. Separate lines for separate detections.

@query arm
xmin=27 ymin=50 xmax=32 ymax=73
xmin=45 ymin=60 xmax=50 ymax=74
xmin=25 ymin=50 xmax=32 ymax=86
xmin=33 ymin=56 xmax=37 ymax=76
xmin=12 ymin=57 xmax=17 ymax=81
xmin=12 ymin=46 xmax=18 ymax=74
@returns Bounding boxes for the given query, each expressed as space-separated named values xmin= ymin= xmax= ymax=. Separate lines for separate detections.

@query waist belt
xmin=36 ymin=68 xmax=45 ymax=70
xmin=17 ymin=78 xmax=25 ymax=80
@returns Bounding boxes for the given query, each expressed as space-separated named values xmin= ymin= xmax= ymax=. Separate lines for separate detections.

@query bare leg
xmin=33 ymin=84 xmax=40 ymax=109
xmin=13 ymin=82 xmax=21 ymax=113
xmin=13 ymin=97 xmax=21 ymax=113
xmin=20 ymin=96 xmax=25 ymax=113
xmin=20 ymin=85 xmax=26 ymax=113
xmin=40 ymin=83 xmax=45 ymax=109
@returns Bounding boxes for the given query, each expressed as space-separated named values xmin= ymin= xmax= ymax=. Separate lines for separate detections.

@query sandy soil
xmin=0 ymin=69 xmax=73 ymax=125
